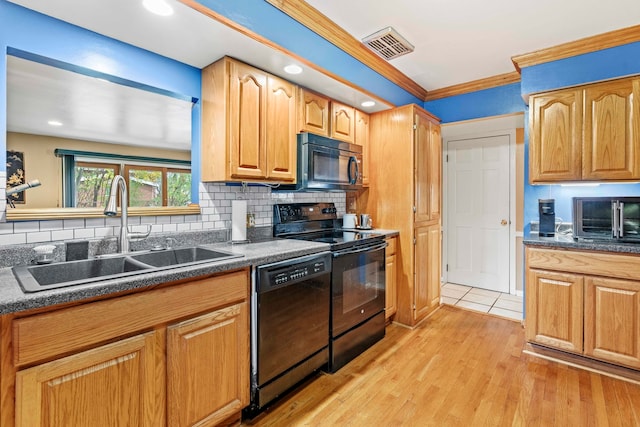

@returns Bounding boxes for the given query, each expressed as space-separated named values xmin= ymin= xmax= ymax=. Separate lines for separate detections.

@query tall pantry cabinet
xmin=362 ymin=104 xmax=442 ymax=327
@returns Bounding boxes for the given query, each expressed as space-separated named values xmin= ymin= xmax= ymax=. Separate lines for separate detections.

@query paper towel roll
xmin=232 ymin=200 xmax=247 ymax=242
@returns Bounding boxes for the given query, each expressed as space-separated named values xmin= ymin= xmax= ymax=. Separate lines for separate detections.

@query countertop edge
xmin=523 ymin=233 xmax=640 ymax=255
xmin=0 ymin=239 xmax=331 ymax=315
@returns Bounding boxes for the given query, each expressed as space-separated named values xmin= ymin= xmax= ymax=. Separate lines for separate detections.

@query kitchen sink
xmin=129 ymin=247 xmax=240 ymax=267
xmin=12 ymin=247 xmax=242 ymax=293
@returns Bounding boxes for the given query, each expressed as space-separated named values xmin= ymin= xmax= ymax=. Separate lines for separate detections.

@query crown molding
xmin=424 ymin=72 xmax=521 ymax=101
xmin=512 ymin=24 xmax=640 ymax=72
xmin=265 ymin=0 xmax=428 ymax=100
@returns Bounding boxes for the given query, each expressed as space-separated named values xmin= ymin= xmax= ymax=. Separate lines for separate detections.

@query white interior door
xmin=446 ymin=135 xmax=510 ymax=292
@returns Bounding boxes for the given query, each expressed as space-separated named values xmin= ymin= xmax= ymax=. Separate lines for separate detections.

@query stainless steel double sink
xmin=13 ymin=247 xmax=243 ymax=293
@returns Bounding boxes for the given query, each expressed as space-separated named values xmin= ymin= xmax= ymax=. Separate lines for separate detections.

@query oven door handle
xmin=332 ymin=241 xmax=388 ymax=258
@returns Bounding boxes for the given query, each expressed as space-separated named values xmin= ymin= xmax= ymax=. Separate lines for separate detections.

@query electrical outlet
xmin=246 ymin=213 xmax=255 ymax=228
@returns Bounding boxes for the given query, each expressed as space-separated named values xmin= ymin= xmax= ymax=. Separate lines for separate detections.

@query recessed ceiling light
xmin=361 ymin=101 xmax=376 ymax=108
xmin=143 ymin=0 xmax=174 ymax=16
xmin=47 ymin=120 xmax=63 ymax=127
xmin=284 ymin=64 xmax=303 ymax=75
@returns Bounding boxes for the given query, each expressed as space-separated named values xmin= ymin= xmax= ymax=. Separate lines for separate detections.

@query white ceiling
xmin=305 ymin=0 xmax=640 ymax=90
xmin=6 ymin=0 xmax=640 ymax=148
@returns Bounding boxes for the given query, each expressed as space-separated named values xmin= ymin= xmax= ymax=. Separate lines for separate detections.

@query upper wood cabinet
xmin=355 ymin=110 xmax=370 ymax=186
xmin=414 ymin=111 xmax=442 ymax=223
xmin=330 ymin=101 xmax=356 ymax=143
xmin=529 ymin=76 xmax=640 ymax=183
xmin=298 ymin=88 xmax=330 ymax=136
xmin=583 ymin=78 xmax=640 ymax=180
xmin=202 ymin=57 xmax=297 ymax=182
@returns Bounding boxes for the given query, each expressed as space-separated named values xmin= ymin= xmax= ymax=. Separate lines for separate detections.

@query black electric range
xmin=273 ymin=202 xmax=384 ymax=250
xmin=273 ymin=202 xmax=387 ymax=373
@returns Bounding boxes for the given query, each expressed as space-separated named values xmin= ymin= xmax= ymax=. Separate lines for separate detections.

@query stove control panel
xmin=274 ymin=202 xmax=337 ymax=223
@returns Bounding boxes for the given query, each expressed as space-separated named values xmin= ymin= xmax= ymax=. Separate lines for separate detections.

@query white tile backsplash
xmin=0 ymin=178 xmax=346 ymax=248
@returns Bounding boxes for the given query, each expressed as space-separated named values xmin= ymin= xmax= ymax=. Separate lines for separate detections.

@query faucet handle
xmin=165 ymin=237 xmax=177 ymax=249
xmin=127 ymin=224 xmax=152 ymax=241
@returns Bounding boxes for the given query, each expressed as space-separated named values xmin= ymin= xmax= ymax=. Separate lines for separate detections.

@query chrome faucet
xmin=104 ymin=175 xmax=151 ymax=253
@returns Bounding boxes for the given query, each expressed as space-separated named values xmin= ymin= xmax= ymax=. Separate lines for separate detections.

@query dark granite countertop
xmin=0 ymin=239 xmax=330 ymax=315
xmin=523 ymin=232 xmax=640 ymax=255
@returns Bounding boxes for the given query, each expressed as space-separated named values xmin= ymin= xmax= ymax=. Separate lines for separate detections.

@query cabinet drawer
xmin=386 ymin=237 xmax=397 ymax=255
xmin=526 ymin=247 xmax=640 ymax=282
xmin=13 ymin=269 xmax=249 ymax=367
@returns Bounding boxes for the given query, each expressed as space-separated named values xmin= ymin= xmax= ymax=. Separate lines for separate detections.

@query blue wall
xmin=0 ymin=0 xmax=202 ymax=201
xmin=424 ymin=82 xmax=524 ymax=123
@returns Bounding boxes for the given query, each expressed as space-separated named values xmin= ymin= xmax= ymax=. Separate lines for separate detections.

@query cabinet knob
xmin=501 ymin=219 xmax=508 ymax=226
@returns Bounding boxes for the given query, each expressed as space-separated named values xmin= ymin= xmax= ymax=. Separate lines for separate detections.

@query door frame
xmin=441 ymin=114 xmax=523 ymax=296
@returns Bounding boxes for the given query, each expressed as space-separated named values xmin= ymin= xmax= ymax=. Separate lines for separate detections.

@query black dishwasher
xmin=246 ymin=251 xmax=332 ymax=416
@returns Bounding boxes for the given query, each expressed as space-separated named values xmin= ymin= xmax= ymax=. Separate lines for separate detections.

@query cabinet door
xmin=414 ymin=224 xmax=441 ymax=321
xmin=331 ymin=101 xmax=356 ymax=143
xmin=414 ymin=113 xmax=432 ymax=223
xmin=15 ymin=331 xmax=163 ymax=427
xmin=428 ymin=122 xmax=442 ymax=221
xmin=584 ymin=277 xmax=640 ymax=369
xmin=266 ymin=75 xmax=297 ymax=182
xmin=298 ymin=89 xmax=330 ymax=136
xmin=385 ymin=237 xmax=397 ymax=320
xmin=529 ymin=89 xmax=583 ymax=183
xmin=355 ymin=110 xmax=370 ymax=186
xmin=229 ymin=61 xmax=267 ymax=179
xmin=167 ymin=302 xmax=249 ymax=427
xmin=526 ymin=269 xmax=583 ymax=353
xmin=583 ymin=78 xmax=640 ymax=180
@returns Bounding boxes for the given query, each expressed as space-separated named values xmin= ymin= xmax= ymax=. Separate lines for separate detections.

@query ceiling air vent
xmin=362 ymin=27 xmax=414 ymax=61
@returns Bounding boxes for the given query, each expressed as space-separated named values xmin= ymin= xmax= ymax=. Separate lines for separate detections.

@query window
xmin=58 ymin=149 xmax=191 ymax=208
xmin=74 ymin=162 xmax=120 ymax=208
xmin=125 ymin=165 xmax=191 ymax=207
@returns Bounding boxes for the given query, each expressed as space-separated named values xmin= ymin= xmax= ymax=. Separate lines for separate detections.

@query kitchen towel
xmin=232 ymin=200 xmax=247 ymax=242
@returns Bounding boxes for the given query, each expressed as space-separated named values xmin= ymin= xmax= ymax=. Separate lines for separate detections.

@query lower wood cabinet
xmin=3 ymin=268 xmax=250 ymax=427
xmin=584 ymin=276 xmax=640 ymax=368
xmin=525 ymin=269 xmax=583 ymax=353
xmin=414 ymin=224 xmax=441 ymax=321
xmin=525 ymin=246 xmax=640 ymax=370
xmin=385 ymin=236 xmax=397 ymax=320
xmin=167 ymin=302 xmax=248 ymax=427
xmin=16 ymin=331 xmax=164 ymax=427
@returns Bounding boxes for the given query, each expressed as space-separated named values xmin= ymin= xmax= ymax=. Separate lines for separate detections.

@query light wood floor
xmin=243 ymin=306 xmax=640 ymax=426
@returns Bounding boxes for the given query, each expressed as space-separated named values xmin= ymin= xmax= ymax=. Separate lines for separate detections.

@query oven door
xmin=331 ymin=240 xmax=386 ymax=337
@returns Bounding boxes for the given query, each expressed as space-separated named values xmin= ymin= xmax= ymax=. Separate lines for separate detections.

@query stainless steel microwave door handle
xmin=619 ymin=202 xmax=625 ymax=238
xmin=348 ymin=156 xmax=358 ymax=184
xmin=613 ymin=201 xmax=619 ymax=238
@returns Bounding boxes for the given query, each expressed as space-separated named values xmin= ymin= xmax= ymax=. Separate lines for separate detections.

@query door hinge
xmin=413 ymin=124 xmax=417 ymax=130
xmin=412 ymin=206 xmax=417 ymax=213
xmin=446 ymin=264 xmax=449 ymax=272
xmin=446 ymin=154 xmax=449 ymax=162
xmin=413 ymin=238 xmax=416 ymax=245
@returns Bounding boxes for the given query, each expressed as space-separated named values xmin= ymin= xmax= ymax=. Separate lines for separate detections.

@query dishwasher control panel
xmin=257 ymin=253 xmax=331 ymax=293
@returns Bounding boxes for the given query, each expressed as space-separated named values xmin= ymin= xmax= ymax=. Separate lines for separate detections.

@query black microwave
xmin=288 ymin=132 xmax=363 ymax=192
xmin=573 ymin=197 xmax=640 ymax=242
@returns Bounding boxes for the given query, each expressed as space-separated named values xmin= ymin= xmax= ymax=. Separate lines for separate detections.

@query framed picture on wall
xmin=6 ymin=150 xmax=26 ymax=204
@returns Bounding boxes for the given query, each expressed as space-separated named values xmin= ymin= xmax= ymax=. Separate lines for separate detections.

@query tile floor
xmin=441 ymin=283 xmax=523 ymax=321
